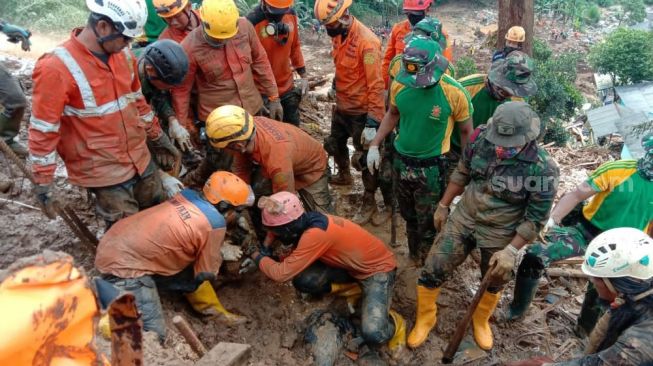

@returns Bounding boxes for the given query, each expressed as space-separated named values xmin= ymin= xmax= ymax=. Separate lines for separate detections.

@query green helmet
xmin=395 ymin=37 xmax=448 ymax=88
xmin=485 ymin=101 xmax=541 ymax=147
xmin=488 ymin=51 xmax=537 ymax=97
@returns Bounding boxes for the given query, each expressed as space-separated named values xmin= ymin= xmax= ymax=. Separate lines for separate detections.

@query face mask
xmin=495 ymin=145 xmax=522 ymax=160
xmin=266 ymin=13 xmax=284 ymax=23
xmin=407 ymin=13 xmax=426 ymax=26
xmin=326 ymin=26 xmax=345 ymax=38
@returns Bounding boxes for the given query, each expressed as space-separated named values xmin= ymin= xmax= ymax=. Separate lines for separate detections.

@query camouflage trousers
xmin=292 ymin=261 xmax=397 ymax=347
xmin=417 ymin=207 xmax=509 ymax=293
xmin=393 ymin=153 xmax=447 ymax=261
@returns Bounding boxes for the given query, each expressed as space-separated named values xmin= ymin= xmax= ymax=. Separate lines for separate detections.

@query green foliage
xmin=584 ymin=4 xmax=601 ymax=25
xmin=543 ymin=118 xmax=571 ymax=146
xmin=618 ymin=0 xmax=647 ymax=25
xmin=454 ymin=56 xmax=478 ymax=79
xmin=530 ymin=52 xmax=583 ymax=121
xmin=588 ymin=27 xmax=653 ymax=85
xmin=0 ymin=0 xmax=87 ymax=32
xmin=595 ymin=0 xmax=614 ymax=7
xmin=533 ymin=38 xmax=553 ymax=62
xmin=645 ymin=0 xmax=653 ymax=5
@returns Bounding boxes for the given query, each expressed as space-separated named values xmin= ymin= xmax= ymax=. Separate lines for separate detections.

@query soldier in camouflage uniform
xmin=508 ymin=133 xmax=653 ymax=335
xmin=367 ymin=36 xmax=474 ymax=263
xmin=406 ymin=102 xmax=559 ymax=350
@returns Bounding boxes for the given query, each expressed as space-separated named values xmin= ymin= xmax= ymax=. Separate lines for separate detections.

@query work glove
xmin=33 ymin=184 xmax=56 ymax=219
xmin=221 ymin=243 xmax=243 ymax=262
xmin=160 ymin=171 xmax=184 ymax=198
xmin=2 ymin=23 xmax=31 ymax=51
xmin=543 ymin=217 xmax=558 ymax=234
xmin=366 ymin=146 xmax=381 ymax=173
xmin=488 ymin=245 xmax=518 ymax=282
xmin=361 ymin=127 xmax=377 ymax=148
xmin=150 ymin=133 xmax=181 ymax=171
xmin=168 ymin=118 xmax=192 ymax=152
xmin=433 ymin=204 xmax=449 ymax=232
xmin=297 ymin=78 xmax=309 ymax=96
xmin=268 ymin=98 xmax=284 ymax=121
xmin=239 ymin=258 xmax=257 ymax=275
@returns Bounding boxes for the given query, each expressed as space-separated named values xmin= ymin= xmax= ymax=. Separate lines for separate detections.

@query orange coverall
xmin=231 ymin=116 xmax=327 ymax=193
xmin=259 ymin=215 xmax=397 ymax=281
xmin=28 ymin=28 xmax=161 ymax=187
xmin=331 ymin=18 xmax=385 ymax=122
xmin=172 ymin=18 xmax=279 ymax=127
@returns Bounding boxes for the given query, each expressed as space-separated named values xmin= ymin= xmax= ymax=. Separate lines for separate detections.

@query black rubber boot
xmin=507 ymin=254 xmax=544 ymax=320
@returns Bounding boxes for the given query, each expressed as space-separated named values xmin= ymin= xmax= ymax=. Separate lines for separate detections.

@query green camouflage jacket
xmin=449 ymin=126 xmax=559 ymax=243
xmin=139 ymin=72 xmax=176 ymax=126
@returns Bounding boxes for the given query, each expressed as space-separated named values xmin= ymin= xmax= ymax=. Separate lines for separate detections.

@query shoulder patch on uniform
xmin=364 ymin=51 xmax=377 ymax=65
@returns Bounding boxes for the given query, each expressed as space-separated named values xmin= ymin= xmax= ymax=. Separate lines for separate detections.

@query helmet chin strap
xmin=91 ymin=21 xmax=123 ymax=53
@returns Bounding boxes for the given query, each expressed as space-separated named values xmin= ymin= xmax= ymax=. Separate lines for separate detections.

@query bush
xmin=0 ymin=0 xmax=87 ymax=33
xmin=543 ymin=118 xmax=571 ymax=146
xmin=596 ymin=0 xmax=614 ymax=6
xmin=619 ymin=0 xmax=647 ymax=25
xmin=454 ymin=56 xmax=478 ymax=79
xmin=530 ymin=52 xmax=583 ymax=121
xmin=584 ymin=4 xmax=601 ymax=24
xmin=532 ymin=38 xmax=553 ymax=62
xmin=589 ymin=27 xmax=653 ymax=85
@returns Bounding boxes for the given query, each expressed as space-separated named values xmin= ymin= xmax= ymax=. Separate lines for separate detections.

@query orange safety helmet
xmin=203 ymin=171 xmax=255 ymax=207
xmin=505 ymin=26 xmax=526 ymax=43
xmin=403 ymin=0 xmax=432 ymax=11
xmin=153 ymin=0 xmax=189 ymax=18
xmin=314 ymin=0 xmax=352 ymax=25
xmin=264 ymin=0 xmax=294 ymax=8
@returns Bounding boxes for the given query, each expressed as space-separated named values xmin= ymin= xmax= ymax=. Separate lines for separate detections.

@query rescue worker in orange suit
xmin=381 ymin=0 xmax=453 ymax=89
xmin=249 ymin=191 xmax=405 ymax=362
xmin=315 ymin=0 xmax=391 ymax=225
xmin=171 ymin=0 xmax=283 ymax=136
xmin=153 ymin=0 xmax=202 ymax=43
xmin=246 ymin=0 xmax=308 ymax=126
xmin=95 ymin=171 xmax=254 ymax=340
xmin=28 ymin=0 xmax=180 ymax=228
xmin=206 ymin=105 xmax=334 ymax=217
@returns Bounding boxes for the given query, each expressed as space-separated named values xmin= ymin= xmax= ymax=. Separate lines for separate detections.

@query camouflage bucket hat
xmin=485 ymin=101 xmax=540 ymax=147
xmin=396 ymin=37 xmax=448 ymax=88
xmin=488 ymin=51 xmax=537 ymax=98
xmin=409 ymin=17 xmax=446 ymax=49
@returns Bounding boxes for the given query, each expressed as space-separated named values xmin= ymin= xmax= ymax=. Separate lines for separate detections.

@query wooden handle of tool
xmin=173 ymin=315 xmax=207 ymax=357
xmin=442 ymin=263 xmax=497 ymax=364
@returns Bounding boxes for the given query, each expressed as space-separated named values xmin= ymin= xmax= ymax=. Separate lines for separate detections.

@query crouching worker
xmin=94 ymin=171 xmax=254 ymax=340
xmin=508 ymin=228 xmax=653 ymax=366
xmin=249 ymin=191 xmax=405 ymax=359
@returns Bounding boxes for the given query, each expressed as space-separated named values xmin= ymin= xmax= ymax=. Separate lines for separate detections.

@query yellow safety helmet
xmin=200 ymin=0 xmax=239 ymax=39
xmin=505 ymin=26 xmax=526 ymax=43
xmin=206 ymin=105 xmax=255 ymax=149
xmin=153 ymin=0 xmax=189 ymax=18
xmin=314 ymin=0 xmax=352 ymax=25
xmin=203 ymin=171 xmax=255 ymax=207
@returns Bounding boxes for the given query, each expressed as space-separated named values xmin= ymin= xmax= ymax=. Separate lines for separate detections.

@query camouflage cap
xmin=642 ymin=133 xmax=653 ymax=152
xmin=409 ymin=17 xmax=446 ymax=49
xmin=488 ymin=51 xmax=537 ymax=98
xmin=395 ymin=37 xmax=448 ymax=88
xmin=485 ymin=101 xmax=540 ymax=147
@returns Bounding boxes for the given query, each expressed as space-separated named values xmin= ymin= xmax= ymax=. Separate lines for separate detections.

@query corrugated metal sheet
xmin=615 ymin=82 xmax=653 ymax=118
xmin=615 ymin=113 xmax=653 ymax=159
xmin=585 ymin=104 xmax=632 ymax=137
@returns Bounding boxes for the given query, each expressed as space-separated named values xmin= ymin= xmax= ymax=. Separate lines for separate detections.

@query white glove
xmin=361 ymin=126 xmax=377 ymax=147
xmin=237 ymin=216 xmax=251 ymax=232
xmin=221 ymin=243 xmax=243 ymax=262
xmin=544 ymin=217 xmax=558 ymax=233
xmin=239 ymin=258 xmax=257 ymax=275
xmin=367 ymin=146 xmax=381 ymax=173
xmin=297 ymin=78 xmax=309 ymax=96
xmin=168 ymin=118 xmax=192 ymax=152
xmin=160 ymin=171 xmax=184 ymax=198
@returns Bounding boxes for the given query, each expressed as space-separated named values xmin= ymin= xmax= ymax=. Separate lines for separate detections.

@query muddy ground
xmin=0 ymin=1 xmax=620 ymax=365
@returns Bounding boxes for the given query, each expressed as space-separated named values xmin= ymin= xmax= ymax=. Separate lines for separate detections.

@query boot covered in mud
xmin=371 ymin=205 xmax=391 ymax=226
xmin=507 ymin=273 xmax=540 ymax=321
xmin=472 ymin=290 xmax=501 ymax=350
xmin=329 ymin=170 xmax=353 ymax=185
xmin=352 ymin=192 xmax=377 ymax=225
xmin=331 ymin=282 xmax=362 ymax=313
xmin=407 ymin=286 xmax=441 ymax=348
xmin=304 ymin=309 xmax=354 ymax=366
xmin=387 ymin=310 xmax=406 ymax=352
xmin=185 ymin=281 xmax=247 ymax=324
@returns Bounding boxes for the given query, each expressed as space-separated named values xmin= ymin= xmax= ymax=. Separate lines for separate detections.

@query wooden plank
xmin=196 ymin=342 xmax=252 ymax=366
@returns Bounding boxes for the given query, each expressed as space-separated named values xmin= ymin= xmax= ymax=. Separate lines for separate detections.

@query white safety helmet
xmin=86 ymin=0 xmax=147 ymax=38
xmin=582 ymin=228 xmax=653 ymax=280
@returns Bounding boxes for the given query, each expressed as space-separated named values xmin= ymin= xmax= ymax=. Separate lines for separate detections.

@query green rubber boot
xmin=507 ymin=274 xmax=540 ymax=321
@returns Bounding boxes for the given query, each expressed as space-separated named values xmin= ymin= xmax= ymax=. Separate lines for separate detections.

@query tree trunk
xmin=497 ymin=0 xmax=534 ymax=56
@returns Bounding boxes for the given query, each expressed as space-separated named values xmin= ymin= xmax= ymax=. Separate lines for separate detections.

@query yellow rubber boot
xmin=471 ymin=291 xmax=502 ymax=350
xmin=407 ymin=286 xmax=441 ymax=349
xmin=185 ymin=281 xmax=247 ymax=324
xmin=331 ymin=283 xmax=362 ymax=312
xmin=98 ymin=313 xmax=111 ymax=340
xmin=388 ymin=310 xmax=406 ymax=351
